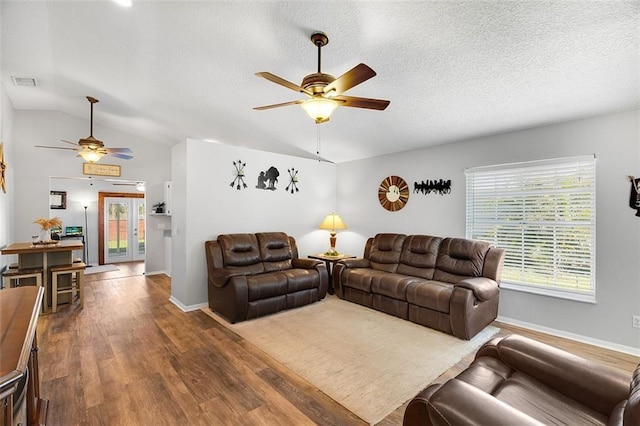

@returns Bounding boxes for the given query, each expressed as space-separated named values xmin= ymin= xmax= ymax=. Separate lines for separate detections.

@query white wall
xmin=11 ymin=110 xmax=172 ymax=273
xmin=337 ymin=110 xmax=640 ymax=349
xmin=170 ymin=139 xmax=336 ymax=309
xmin=0 ymin=79 xmax=17 ymax=272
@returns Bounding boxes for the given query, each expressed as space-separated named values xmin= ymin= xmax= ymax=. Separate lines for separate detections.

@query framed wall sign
xmin=83 ymin=162 xmax=121 ymax=177
xmin=50 ymin=190 xmax=67 ymax=209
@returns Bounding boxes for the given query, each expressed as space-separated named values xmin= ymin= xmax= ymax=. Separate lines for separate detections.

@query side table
xmin=308 ymin=253 xmax=356 ymax=295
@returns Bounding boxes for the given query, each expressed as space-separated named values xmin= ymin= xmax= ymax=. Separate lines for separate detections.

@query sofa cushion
xmin=397 ymin=235 xmax=442 ymax=279
xmin=406 ymin=280 xmax=455 ymax=313
xmin=257 ymin=232 xmax=293 ymax=272
xmin=219 ymin=233 xmax=265 ymax=275
xmin=433 ymin=237 xmax=490 ymax=283
xmin=341 ymin=268 xmax=390 ymax=293
xmin=369 ymin=233 xmax=406 ymax=273
xmin=283 ymin=269 xmax=320 ymax=292
xmin=371 ymin=273 xmax=419 ymax=300
xmin=246 ymin=272 xmax=287 ymax=301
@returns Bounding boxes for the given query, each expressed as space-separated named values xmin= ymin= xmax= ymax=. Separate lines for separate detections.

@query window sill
xmin=501 ymin=282 xmax=596 ymax=304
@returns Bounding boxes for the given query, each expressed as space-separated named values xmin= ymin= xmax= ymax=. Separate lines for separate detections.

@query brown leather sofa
xmin=403 ymin=334 xmax=639 ymax=426
xmin=333 ymin=233 xmax=505 ymax=339
xmin=205 ymin=232 xmax=328 ymax=323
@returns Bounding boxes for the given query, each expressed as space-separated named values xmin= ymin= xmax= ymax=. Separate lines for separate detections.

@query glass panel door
xmin=103 ymin=197 xmax=146 ymax=263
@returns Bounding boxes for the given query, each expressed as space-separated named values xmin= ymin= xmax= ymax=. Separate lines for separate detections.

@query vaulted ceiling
xmin=2 ymin=1 xmax=638 ymax=163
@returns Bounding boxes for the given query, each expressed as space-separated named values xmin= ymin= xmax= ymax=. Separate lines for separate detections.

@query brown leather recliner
xmin=333 ymin=233 xmax=505 ymax=339
xmin=205 ymin=232 xmax=328 ymax=323
xmin=403 ymin=334 xmax=639 ymax=426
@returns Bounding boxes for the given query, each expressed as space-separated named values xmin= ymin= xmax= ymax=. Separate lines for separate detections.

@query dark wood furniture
xmin=2 ymin=240 xmax=83 ymax=308
xmin=308 ymin=253 xmax=355 ymax=295
xmin=0 ymin=286 xmax=48 ymax=426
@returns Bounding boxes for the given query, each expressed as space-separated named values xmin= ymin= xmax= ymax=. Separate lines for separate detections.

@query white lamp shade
xmin=319 ymin=213 xmax=347 ymax=231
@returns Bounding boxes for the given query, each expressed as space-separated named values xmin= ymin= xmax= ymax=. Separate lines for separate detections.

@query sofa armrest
xmin=338 ymin=257 xmax=371 ymax=268
xmin=209 ymin=269 xmax=245 ymax=288
xmin=404 ymin=379 xmax=544 ymax=426
xmin=292 ymin=258 xmax=323 ymax=269
xmin=456 ymin=277 xmax=499 ymax=301
xmin=495 ymin=335 xmax=632 ymax=416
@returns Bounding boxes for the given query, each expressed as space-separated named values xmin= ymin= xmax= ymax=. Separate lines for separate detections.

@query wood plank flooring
xmin=36 ymin=264 xmax=639 ymax=425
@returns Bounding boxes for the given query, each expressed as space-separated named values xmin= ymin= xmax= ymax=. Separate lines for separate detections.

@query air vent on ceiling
xmin=11 ymin=76 xmax=37 ymax=87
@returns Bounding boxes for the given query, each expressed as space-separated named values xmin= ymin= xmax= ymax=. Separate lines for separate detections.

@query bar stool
xmin=3 ymin=268 xmax=46 ymax=312
xmin=51 ymin=262 xmax=86 ymax=313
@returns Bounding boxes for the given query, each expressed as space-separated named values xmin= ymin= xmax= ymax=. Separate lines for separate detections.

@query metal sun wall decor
xmin=286 ymin=168 xmax=299 ymax=194
xmin=230 ymin=159 xmax=248 ymax=190
xmin=630 ymin=175 xmax=640 ymax=217
xmin=414 ymin=179 xmax=452 ymax=195
xmin=378 ymin=175 xmax=410 ymax=211
xmin=256 ymin=166 xmax=280 ymax=191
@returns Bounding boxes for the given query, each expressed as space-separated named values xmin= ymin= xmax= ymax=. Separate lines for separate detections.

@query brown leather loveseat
xmin=403 ymin=334 xmax=640 ymax=426
xmin=205 ymin=232 xmax=328 ymax=323
xmin=333 ymin=233 xmax=505 ymax=339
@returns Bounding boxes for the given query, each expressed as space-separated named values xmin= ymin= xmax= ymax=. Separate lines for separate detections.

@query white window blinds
xmin=465 ymin=155 xmax=596 ymax=302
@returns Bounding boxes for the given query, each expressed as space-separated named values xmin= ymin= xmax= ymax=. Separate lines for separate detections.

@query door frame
xmin=98 ymin=191 xmax=145 ymax=265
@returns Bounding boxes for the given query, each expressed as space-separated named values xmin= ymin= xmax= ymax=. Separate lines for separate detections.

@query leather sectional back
xmin=256 ymin=232 xmax=293 ymax=272
xmin=369 ymin=233 xmax=406 ymax=273
xmin=218 ymin=234 xmax=265 ymax=275
xmin=433 ymin=238 xmax=490 ymax=283
xmin=397 ymin=235 xmax=442 ymax=279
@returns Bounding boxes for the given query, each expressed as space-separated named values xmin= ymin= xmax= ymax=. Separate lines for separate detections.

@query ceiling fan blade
xmin=105 ymin=147 xmax=133 ymax=153
xmin=60 ymin=139 xmax=80 ymax=147
xmin=255 ymin=72 xmax=313 ymax=96
xmin=333 ymin=95 xmax=390 ymax=110
xmin=324 ymin=63 xmax=376 ymax=96
xmin=108 ymin=153 xmax=134 ymax=160
xmin=253 ymin=100 xmax=303 ymax=111
xmin=35 ymin=145 xmax=79 ymax=151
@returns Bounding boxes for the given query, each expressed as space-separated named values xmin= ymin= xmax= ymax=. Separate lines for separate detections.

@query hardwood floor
xmin=37 ymin=266 xmax=639 ymax=425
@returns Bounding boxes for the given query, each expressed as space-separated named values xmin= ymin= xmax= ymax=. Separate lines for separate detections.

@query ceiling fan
xmin=254 ymin=32 xmax=390 ymax=124
xmin=35 ymin=96 xmax=134 ymax=163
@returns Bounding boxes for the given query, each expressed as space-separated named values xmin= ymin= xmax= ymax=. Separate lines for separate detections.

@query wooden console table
xmin=0 ymin=286 xmax=48 ymax=426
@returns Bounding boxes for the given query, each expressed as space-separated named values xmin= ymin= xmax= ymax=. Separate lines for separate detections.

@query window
xmin=465 ymin=155 xmax=596 ymax=302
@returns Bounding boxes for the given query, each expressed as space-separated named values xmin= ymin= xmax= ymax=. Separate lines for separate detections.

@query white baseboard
xmin=169 ymin=296 xmax=208 ymax=312
xmin=497 ymin=316 xmax=640 ymax=357
xmin=145 ymin=270 xmax=165 ymax=276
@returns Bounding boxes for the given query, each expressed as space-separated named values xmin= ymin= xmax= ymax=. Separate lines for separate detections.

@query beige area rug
xmin=202 ymin=296 xmax=499 ymax=424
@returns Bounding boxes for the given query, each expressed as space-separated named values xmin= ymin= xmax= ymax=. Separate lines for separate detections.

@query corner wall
xmin=170 ymin=139 xmax=336 ymax=309
xmin=336 ymin=110 xmax=640 ymax=349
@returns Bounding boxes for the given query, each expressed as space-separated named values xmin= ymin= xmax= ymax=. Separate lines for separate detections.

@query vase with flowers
xmin=33 ymin=217 xmax=62 ymax=243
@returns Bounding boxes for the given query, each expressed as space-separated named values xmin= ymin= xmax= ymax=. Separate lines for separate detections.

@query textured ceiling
xmin=2 ymin=1 xmax=638 ymax=163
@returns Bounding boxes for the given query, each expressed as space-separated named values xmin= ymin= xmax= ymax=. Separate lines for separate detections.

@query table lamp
xmin=319 ymin=213 xmax=347 ymax=256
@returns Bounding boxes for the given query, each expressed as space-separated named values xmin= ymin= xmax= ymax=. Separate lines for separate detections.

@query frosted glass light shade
xmin=301 ymin=97 xmax=338 ymax=123
xmin=79 ymin=149 xmax=105 ymax=163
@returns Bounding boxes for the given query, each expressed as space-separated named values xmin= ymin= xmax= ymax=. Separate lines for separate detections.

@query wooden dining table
xmin=2 ymin=240 xmax=84 ymax=307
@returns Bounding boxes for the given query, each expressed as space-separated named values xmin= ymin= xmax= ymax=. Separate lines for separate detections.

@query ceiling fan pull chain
xmin=316 ymin=125 xmax=321 ymax=161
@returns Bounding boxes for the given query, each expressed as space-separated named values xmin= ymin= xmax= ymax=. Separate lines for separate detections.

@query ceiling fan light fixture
xmin=301 ymin=97 xmax=338 ymax=124
xmin=79 ymin=149 xmax=105 ymax=163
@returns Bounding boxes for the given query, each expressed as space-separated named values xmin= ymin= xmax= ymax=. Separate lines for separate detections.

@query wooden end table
xmin=308 ymin=253 xmax=356 ymax=295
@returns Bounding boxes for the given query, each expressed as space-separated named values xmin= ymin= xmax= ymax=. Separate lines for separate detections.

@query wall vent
xmin=11 ymin=76 xmax=37 ymax=87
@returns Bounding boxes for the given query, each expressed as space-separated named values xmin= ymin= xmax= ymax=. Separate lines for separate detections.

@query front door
xmin=103 ymin=197 xmax=145 ymax=264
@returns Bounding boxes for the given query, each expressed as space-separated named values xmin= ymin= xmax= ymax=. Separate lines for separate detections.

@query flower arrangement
xmin=33 ymin=217 xmax=62 ymax=230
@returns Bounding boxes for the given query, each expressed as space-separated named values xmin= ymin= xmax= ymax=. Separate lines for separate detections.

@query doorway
xmin=98 ymin=191 xmax=145 ymax=265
